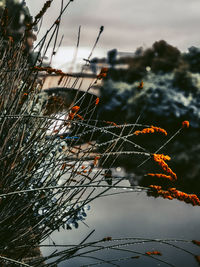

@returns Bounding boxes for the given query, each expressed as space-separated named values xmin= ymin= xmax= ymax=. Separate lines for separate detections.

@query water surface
xmin=41 ymin=176 xmax=200 ymax=267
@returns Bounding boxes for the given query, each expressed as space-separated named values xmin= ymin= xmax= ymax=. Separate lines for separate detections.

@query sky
xmin=25 ymin=0 xmax=200 ymax=69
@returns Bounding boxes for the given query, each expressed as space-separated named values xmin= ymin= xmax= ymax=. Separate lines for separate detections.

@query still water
xmin=39 ymin=87 xmax=200 ymax=266
xmin=41 ymin=170 xmax=200 ymax=267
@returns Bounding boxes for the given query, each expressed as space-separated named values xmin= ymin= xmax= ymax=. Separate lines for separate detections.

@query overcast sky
xmin=25 ymin=0 xmax=200 ymax=68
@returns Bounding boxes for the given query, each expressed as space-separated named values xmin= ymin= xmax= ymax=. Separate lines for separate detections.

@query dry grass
xmin=0 ymin=1 xmax=197 ymax=266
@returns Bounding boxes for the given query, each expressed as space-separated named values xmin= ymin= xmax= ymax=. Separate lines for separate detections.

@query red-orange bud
xmin=71 ymin=106 xmax=80 ymax=113
xmin=182 ymin=120 xmax=189 ymax=128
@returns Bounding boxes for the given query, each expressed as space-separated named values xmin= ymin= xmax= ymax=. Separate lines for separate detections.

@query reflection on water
xmin=41 ymin=173 xmax=200 ymax=267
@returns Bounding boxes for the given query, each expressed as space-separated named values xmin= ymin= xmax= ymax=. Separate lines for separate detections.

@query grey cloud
xmin=26 ymin=0 xmax=200 ymax=52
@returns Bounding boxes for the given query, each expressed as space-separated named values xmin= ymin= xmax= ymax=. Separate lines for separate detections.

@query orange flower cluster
xmin=71 ymin=106 xmax=80 ymax=113
xmin=93 ymin=156 xmax=100 ymax=166
xmin=153 ymin=154 xmax=177 ymax=181
xmin=95 ymin=97 xmax=100 ymax=105
xmin=138 ymin=81 xmax=144 ymax=89
xmin=33 ymin=66 xmax=65 ymax=75
xmin=149 ymin=185 xmax=162 ymax=191
xmin=134 ymin=126 xmax=167 ymax=136
xmin=97 ymin=67 xmax=108 ymax=80
xmin=153 ymin=154 xmax=171 ymax=161
xmin=145 ymin=251 xmax=162 ymax=256
xmin=147 ymin=173 xmax=174 ymax=182
xmin=149 ymin=185 xmax=173 ymax=200
xmin=182 ymin=120 xmax=189 ymax=128
xmin=69 ymin=106 xmax=80 ymax=120
xmin=80 ymin=166 xmax=87 ymax=174
xmin=149 ymin=185 xmax=200 ymax=206
xmin=146 ymin=143 xmax=199 ymax=205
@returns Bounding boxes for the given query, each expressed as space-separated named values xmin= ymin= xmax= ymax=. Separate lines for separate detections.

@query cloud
xmin=26 ymin=0 xmax=200 ymax=53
